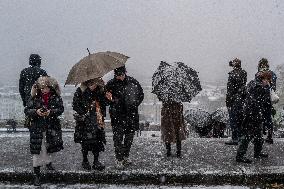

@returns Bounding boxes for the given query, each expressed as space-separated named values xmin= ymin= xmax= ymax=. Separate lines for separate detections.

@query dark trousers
xmin=112 ymin=120 xmax=135 ymax=161
xmin=165 ymin=127 xmax=182 ymax=155
xmin=228 ymin=103 xmax=243 ymax=142
xmin=81 ymin=144 xmax=99 ymax=163
xmin=263 ymin=107 xmax=273 ymax=139
xmin=236 ymin=127 xmax=264 ymax=158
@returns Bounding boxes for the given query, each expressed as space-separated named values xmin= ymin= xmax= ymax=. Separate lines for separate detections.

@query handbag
xmin=270 ymin=89 xmax=279 ymax=104
xmin=24 ymin=116 xmax=31 ymax=128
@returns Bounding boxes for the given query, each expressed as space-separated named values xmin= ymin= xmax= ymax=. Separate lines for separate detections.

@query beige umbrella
xmin=65 ymin=50 xmax=129 ymax=86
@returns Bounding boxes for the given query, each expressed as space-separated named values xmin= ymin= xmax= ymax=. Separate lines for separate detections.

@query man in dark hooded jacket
xmin=235 ymin=71 xmax=272 ymax=163
xmin=19 ymin=54 xmax=47 ymax=107
xmin=225 ymin=58 xmax=247 ymax=145
xmin=105 ymin=66 xmax=144 ymax=168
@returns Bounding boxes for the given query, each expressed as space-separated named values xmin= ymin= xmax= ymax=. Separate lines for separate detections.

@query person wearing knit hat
xmin=225 ymin=58 xmax=247 ymax=145
xmin=105 ymin=66 xmax=144 ymax=169
xmin=19 ymin=54 xmax=47 ymax=107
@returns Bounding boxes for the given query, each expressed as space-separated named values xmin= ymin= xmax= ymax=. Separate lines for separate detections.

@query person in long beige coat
xmin=161 ymin=101 xmax=187 ymax=158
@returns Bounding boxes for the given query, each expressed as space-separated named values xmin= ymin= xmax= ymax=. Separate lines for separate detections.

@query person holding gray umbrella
xmin=66 ymin=50 xmax=131 ymax=170
xmin=72 ymin=78 xmax=106 ymax=171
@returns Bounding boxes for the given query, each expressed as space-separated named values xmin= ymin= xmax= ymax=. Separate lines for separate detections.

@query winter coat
xmin=225 ymin=68 xmax=247 ymax=108
xmin=19 ymin=65 xmax=47 ymax=106
xmin=161 ymin=101 xmax=187 ymax=143
xmin=24 ymin=77 xmax=64 ymax=154
xmin=72 ymin=85 xmax=106 ymax=152
xmin=241 ymin=79 xmax=270 ymax=135
xmin=254 ymin=70 xmax=275 ymax=114
xmin=105 ymin=75 xmax=144 ymax=132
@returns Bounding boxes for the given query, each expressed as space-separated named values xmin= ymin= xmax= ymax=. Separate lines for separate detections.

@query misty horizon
xmin=1 ymin=0 xmax=284 ymax=87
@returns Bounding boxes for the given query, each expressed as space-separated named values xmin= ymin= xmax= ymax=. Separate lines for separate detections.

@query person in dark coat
xmin=236 ymin=71 xmax=272 ymax=163
xmin=24 ymin=76 xmax=64 ymax=186
xmin=257 ymin=58 xmax=277 ymax=144
xmin=73 ymin=78 xmax=106 ymax=171
xmin=19 ymin=54 xmax=48 ymax=107
xmin=225 ymin=58 xmax=247 ymax=145
xmin=105 ymin=66 xmax=144 ymax=169
xmin=161 ymin=101 xmax=187 ymax=158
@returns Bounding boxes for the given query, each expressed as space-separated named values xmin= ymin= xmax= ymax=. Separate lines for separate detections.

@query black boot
xmin=33 ymin=166 xmax=41 ymax=186
xmin=92 ymin=161 xmax=105 ymax=171
xmin=166 ymin=143 xmax=171 ymax=157
xmin=236 ymin=156 xmax=252 ymax=164
xmin=82 ymin=150 xmax=91 ymax=170
xmin=82 ymin=160 xmax=91 ymax=170
xmin=254 ymin=138 xmax=268 ymax=158
xmin=254 ymin=153 xmax=269 ymax=158
xmin=176 ymin=141 xmax=181 ymax=158
xmin=92 ymin=152 xmax=105 ymax=171
xmin=46 ymin=162 xmax=55 ymax=171
xmin=265 ymin=128 xmax=273 ymax=144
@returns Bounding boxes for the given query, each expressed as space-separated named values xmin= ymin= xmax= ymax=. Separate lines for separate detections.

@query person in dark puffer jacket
xmin=236 ymin=71 xmax=272 ymax=164
xmin=25 ymin=76 xmax=64 ymax=186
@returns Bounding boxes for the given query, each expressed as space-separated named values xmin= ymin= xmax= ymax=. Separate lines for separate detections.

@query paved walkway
xmin=0 ymin=131 xmax=284 ymax=185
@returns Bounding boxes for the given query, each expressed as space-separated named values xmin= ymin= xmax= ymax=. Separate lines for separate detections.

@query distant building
xmin=0 ymin=92 xmax=24 ymax=120
xmin=0 ymin=85 xmax=227 ymax=125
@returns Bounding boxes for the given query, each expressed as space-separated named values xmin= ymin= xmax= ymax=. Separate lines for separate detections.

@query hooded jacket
xmin=19 ymin=65 xmax=47 ymax=106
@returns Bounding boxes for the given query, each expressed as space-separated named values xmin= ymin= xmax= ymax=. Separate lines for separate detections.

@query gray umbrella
xmin=65 ymin=51 xmax=129 ymax=86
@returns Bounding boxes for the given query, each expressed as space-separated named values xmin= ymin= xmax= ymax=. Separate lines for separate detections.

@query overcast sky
xmin=0 ymin=0 xmax=283 ymax=87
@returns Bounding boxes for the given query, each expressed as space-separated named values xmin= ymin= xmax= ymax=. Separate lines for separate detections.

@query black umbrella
xmin=152 ymin=61 xmax=202 ymax=102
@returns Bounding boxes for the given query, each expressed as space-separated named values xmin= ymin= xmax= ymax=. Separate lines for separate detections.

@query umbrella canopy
xmin=152 ymin=61 xmax=202 ymax=102
xmin=65 ymin=51 xmax=129 ymax=86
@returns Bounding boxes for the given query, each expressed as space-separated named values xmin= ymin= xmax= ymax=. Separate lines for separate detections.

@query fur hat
xmin=29 ymin=54 xmax=41 ymax=66
xmin=31 ymin=76 xmax=61 ymax=97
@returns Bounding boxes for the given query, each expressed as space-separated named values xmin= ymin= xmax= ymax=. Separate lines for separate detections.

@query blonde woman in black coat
xmin=25 ymin=76 xmax=64 ymax=186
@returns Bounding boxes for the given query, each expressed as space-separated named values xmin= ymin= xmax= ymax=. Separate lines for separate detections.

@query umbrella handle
xmin=87 ymin=48 xmax=91 ymax=55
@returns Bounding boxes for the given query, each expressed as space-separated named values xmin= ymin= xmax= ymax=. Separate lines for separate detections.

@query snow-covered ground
xmin=1 ymin=131 xmax=284 ymax=186
xmin=0 ymin=184 xmax=252 ymax=189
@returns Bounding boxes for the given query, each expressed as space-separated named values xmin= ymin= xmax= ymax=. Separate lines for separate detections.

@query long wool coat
xmin=25 ymin=76 xmax=64 ymax=154
xmin=161 ymin=101 xmax=187 ymax=143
